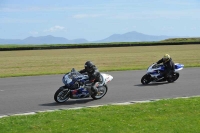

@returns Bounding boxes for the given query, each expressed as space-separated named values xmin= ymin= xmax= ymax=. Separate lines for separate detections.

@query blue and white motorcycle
xmin=141 ymin=63 xmax=184 ymax=85
xmin=54 ymin=68 xmax=113 ymax=103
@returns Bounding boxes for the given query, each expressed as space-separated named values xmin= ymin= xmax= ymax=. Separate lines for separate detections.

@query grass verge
xmin=0 ymin=97 xmax=200 ymax=133
xmin=0 ymin=44 xmax=200 ymax=78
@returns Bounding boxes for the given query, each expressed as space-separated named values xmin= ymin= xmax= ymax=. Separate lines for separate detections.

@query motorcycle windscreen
xmin=62 ymin=74 xmax=72 ymax=85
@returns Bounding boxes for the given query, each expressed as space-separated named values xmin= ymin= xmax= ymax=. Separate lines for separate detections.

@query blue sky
xmin=0 ymin=0 xmax=200 ymax=41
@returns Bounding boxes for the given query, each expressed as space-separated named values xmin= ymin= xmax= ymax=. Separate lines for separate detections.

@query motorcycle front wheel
xmin=141 ymin=74 xmax=151 ymax=85
xmin=54 ymin=86 xmax=70 ymax=103
xmin=91 ymin=85 xmax=108 ymax=100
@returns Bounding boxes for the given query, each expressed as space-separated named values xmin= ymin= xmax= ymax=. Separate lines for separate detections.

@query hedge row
xmin=0 ymin=41 xmax=200 ymax=51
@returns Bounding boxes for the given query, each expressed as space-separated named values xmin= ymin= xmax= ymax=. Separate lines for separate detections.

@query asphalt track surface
xmin=0 ymin=68 xmax=200 ymax=116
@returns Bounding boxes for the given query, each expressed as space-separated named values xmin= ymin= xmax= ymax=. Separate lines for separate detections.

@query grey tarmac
xmin=0 ymin=68 xmax=200 ymax=116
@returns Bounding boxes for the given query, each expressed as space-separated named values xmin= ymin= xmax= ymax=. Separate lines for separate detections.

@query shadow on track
xmin=39 ymin=98 xmax=94 ymax=106
xmin=134 ymin=82 xmax=169 ymax=87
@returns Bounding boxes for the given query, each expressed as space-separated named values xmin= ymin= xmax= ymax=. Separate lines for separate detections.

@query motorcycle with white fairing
xmin=141 ymin=63 xmax=184 ymax=85
xmin=54 ymin=68 xmax=113 ymax=103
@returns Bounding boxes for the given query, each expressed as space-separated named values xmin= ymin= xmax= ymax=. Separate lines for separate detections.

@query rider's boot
xmin=155 ymin=75 xmax=163 ymax=81
xmin=91 ymin=87 xmax=98 ymax=95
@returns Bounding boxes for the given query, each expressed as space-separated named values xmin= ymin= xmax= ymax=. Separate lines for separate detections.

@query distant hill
xmin=95 ymin=31 xmax=174 ymax=42
xmin=0 ymin=31 xmax=178 ymax=44
xmin=0 ymin=35 xmax=88 ymax=44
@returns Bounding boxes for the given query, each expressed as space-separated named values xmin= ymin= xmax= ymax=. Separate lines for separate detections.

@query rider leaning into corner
xmin=79 ymin=61 xmax=102 ymax=95
xmin=156 ymin=54 xmax=175 ymax=79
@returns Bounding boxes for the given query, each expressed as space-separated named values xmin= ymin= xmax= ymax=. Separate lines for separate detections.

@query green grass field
xmin=1 ymin=97 xmax=200 ymax=133
xmin=0 ymin=44 xmax=200 ymax=78
xmin=1 ymin=45 xmax=200 ymax=132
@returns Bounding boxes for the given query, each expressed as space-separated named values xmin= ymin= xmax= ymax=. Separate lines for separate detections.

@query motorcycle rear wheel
xmin=54 ymin=86 xmax=70 ymax=103
xmin=173 ymin=72 xmax=179 ymax=81
xmin=167 ymin=72 xmax=179 ymax=83
xmin=91 ymin=85 xmax=108 ymax=100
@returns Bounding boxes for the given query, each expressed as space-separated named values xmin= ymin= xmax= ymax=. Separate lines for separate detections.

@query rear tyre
xmin=173 ymin=72 xmax=179 ymax=82
xmin=91 ymin=85 xmax=108 ymax=100
xmin=141 ymin=74 xmax=151 ymax=85
xmin=54 ymin=86 xmax=70 ymax=103
xmin=167 ymin=72 xmax=179 ymax=83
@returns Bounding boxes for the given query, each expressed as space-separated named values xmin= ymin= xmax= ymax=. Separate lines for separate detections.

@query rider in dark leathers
xmin=79 ymin=61 xmax=101 ymax=95
xmin=156 ymin=54 xmax=175 ymax=79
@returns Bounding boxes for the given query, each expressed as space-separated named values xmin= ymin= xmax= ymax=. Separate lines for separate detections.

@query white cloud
xmin=29 ymin=31 xmax=39 ymax=35
xmin=190 ymin=27 xmax=198 ymax=30
xmin=109 ymin=9 xmax=200 ymax=20
xmin=0 ymin=17 xmax=45 ymax=23
xmin=44 ymin=25 xmax=65 ymax=32
xmin=2 ymin=7 xmax=18 ymax=12
xmin=0 ymin=6 xmax=68 ymax=12
xmin=0 ymin=6 xmax=97 ymax=12
xmin=161 ymin=26 xmax=174 ymax=31
xmin=162 ymin=0 xmax=197 ymax=6
xmin=73 ymin=14 xmax=103 ymax=19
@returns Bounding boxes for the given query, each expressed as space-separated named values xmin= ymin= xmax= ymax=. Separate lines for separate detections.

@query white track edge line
xmin=1 ymin=95 xmax=200 ymax=119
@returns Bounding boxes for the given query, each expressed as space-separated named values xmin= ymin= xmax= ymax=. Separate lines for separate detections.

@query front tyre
xmin=91 ymin=85 xmax=108 ymax=100
xmin=54 ymin=86 xmax=70 ymax=103
xmin=141 ymin=74 xmax=151 ymax=85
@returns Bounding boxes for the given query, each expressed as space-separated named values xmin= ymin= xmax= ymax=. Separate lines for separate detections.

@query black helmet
xmin=84 ymin=61 xmax=95 ymax=73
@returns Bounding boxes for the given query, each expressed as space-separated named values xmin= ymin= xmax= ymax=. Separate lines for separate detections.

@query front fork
xmin=84 ymin=85 xmax=93 ymax=95
xmin=62 ymin=86 xmax=70 ymax=98
xmin=146 ymin=73 xmax=153 ymax=80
